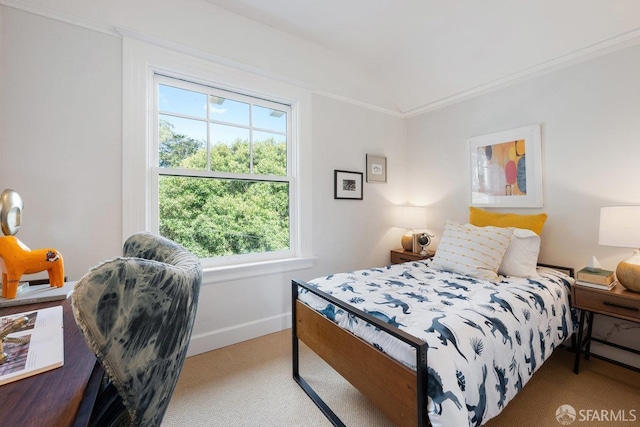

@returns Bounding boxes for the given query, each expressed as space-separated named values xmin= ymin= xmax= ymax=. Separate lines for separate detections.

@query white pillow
xmin=431 ymin=220 xmax=513 ymax=280
xmin=498 ymin=228 xmax=541 ymax=278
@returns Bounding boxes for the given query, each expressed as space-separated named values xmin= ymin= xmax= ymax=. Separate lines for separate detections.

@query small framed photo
xmin=334 ymin=170 xmax=363 ymax=200
xmin=366 ymin=154 xmax=387 ymax=182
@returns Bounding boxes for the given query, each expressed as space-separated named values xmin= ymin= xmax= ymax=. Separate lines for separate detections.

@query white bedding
xmin=298 ymin=259 xmax=576 ymax=427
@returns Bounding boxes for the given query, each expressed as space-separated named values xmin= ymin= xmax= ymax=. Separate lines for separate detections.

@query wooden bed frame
xmin=291 ymin=264 xmax=574 ymax=427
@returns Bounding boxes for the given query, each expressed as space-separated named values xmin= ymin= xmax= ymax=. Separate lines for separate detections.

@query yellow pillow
xmin=469 ymin=206 xmax=547 ymax=236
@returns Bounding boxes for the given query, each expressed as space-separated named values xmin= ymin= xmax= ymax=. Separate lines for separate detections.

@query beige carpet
xmin=162 ymin=330 xmax=640 ymax=427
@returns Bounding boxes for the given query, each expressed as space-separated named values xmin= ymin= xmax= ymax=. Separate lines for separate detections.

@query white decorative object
xmin=585 ymin=256 xmax=602 ymax=272
xmin=417 ymin=233 xmax=432 ymax=256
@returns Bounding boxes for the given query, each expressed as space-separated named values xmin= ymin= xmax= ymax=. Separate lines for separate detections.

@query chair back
xmin=72 ymin=232 xmax=202 ymax=427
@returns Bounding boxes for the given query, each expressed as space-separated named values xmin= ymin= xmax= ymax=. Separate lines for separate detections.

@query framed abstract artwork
xmin=469 ymin=124 xmax=543 ymax=208
xmin=334 ymin=170 xmax=363 ymax=200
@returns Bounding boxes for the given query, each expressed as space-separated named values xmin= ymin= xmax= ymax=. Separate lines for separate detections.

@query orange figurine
xmin=0 ymin=236 xmax=65 ymax=298
xmin=0 ymin=189 xmax=65 ymax=299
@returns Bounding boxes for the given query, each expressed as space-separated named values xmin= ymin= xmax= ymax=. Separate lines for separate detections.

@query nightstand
xmin=390 ymin=248 xmax=433 ymax=264
xmin=571 ymin=282 xmax=640 ymax=373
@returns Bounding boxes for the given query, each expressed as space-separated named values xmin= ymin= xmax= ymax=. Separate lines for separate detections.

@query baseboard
xmin=186 ymin=312 xmax=292 ymax=357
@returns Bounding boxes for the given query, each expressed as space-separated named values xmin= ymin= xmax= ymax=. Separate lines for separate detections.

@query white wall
xmin=2 ymin=2 xmax=639 ymax=367
xmin=0 ymin=6 xmax=123 ymax=278
xmin=1 ymin=0 xmax=398 ymax=114
xmin=0 ymin=4 xmax=407 ymax=354
xmin=307 ymin=95 xmax=408 ymax=277
xmin=405 ymin=43 xmax=640 ymax=367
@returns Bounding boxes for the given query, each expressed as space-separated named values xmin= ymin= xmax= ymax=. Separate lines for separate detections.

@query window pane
xmin=253 ymin=131 xmax=287 ymax=175
xmin=210 ymin=123 xmax=250 ymax=173
xmin=159 ymin=176 xmax=290 ymax=257
xmin=159 ymin=115 xmax=207 ymax=169
xmin=252 ymin=105 xmax=286 ymax=133
xmin=210 ymin=97 xmax=250 ymax=126
xmin=159 ymin=85 xmax=207 ymax=118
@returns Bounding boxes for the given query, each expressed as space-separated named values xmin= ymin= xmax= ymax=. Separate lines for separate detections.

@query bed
xmin=292 ymin=216 xmax=576 ymax=427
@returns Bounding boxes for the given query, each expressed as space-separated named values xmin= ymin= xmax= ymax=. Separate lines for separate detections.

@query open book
xmin=0 ymin=306 xmax=64 ymax=386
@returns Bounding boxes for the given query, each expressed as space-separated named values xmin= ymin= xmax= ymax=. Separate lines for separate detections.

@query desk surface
xmin=0 ymin=298 xmax=99 ymax=427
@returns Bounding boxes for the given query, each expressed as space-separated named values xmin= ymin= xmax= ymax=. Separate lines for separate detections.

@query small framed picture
xmin=334 ymin=170 xmax=363 ymax=200
xmin=366 ymin=154 xmax=387 ymax=183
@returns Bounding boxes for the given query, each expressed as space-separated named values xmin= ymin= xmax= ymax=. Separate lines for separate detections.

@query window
xmin=123 ymin=39 xmax=314 ymax=281
xmin=152 ymin=75 xmax=293 ymax=265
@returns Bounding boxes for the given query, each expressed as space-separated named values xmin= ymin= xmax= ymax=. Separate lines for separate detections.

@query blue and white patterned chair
xmin=72 ymin=232 xmax=202 ymax=427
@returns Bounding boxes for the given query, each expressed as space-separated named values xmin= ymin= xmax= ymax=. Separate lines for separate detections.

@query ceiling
xmin=205 ymin=0 xmax=640 ymax=114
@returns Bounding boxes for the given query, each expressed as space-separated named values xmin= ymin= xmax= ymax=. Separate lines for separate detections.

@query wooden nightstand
xmin=571 ymin=282 xmax=640 ymax=373
xmin=390 ymin=248 xmax=433 ymax=264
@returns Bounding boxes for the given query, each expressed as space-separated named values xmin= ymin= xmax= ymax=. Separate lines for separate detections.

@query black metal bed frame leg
xmin=291 ymin=280 xmax=430 ymax=427
xmin=291 ymin=282 xmax=346 ymax=427
xmin=417 ymin=344 xmax=430 ymax=427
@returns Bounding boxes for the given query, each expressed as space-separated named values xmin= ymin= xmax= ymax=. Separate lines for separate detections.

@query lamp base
xmin=401 ymin=233 xmax=413 ymax=251
xmin=616 ymin=250 xmax=640 ymax=293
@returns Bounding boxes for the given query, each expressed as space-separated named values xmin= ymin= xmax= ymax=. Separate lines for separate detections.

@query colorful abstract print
xmin=475 ymin=139 xmax=526 ymax=197
xmin=299 ymin=260 xmax=575 ymax=427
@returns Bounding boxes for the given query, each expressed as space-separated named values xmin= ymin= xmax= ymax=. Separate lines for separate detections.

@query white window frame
xmin=152 ymin=74 xmax=294 ymax=265
xmin=122 ymin=37 xmax=314 ymax=283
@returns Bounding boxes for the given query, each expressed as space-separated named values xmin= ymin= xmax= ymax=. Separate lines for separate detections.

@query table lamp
xmin=395 ymin=206 xmax=427 ymax=252
xmin=598 ymin=206 xmax=640 ymax=293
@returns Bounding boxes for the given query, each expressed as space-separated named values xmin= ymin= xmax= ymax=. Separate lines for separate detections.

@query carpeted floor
xmin=162 ymin=330 xmax=640 ymax=426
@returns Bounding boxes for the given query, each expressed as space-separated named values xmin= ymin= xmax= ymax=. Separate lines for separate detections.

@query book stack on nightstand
xmin=575 ymin=267 xmax=616 ymax=290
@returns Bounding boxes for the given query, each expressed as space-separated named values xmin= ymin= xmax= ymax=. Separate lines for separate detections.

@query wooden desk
xmin=0 ymin=298 xmax=102 ymax=427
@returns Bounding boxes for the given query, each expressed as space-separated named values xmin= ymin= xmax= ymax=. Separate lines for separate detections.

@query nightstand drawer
xmin=391 ymin=252 xmax=417 ymax=264
xmin=572 ymin=285 xmax=640 ymax=322
xmin=390 ymin=249 xmax=432 ymax=264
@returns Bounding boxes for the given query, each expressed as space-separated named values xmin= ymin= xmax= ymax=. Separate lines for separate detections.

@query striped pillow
xmin=431 ymin=219 xmax=513 ymax=280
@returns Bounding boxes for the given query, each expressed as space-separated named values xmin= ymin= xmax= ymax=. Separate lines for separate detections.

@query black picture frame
xmin=334 ymin=170 xmax=363 ymax=200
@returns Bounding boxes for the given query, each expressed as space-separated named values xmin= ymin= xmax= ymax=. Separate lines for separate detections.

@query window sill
xmin=202 ymin=256 xmax=317 ymax=285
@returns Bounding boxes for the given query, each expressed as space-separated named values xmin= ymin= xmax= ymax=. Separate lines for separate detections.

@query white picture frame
xmin=469 ymin=124 xmax=543 ymax=208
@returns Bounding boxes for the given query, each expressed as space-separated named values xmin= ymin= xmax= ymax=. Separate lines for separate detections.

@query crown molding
xmin=5 ymin=0 xmax=639 ymax=119
xmin=0 ymin=0 xmax=118 ymax=36
xmin=403 ymin=26 xmax=640 ymax=118
xmin=0 ymin=0 xmax=401 ymax=116
xmin=313 ymin=90 xmax=403 ymax=117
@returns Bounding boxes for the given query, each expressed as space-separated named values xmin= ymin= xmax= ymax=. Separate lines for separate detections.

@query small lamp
xmin=599 ymin=206 xmax=640 ymax=293
xmin=395 ymin=206 xmax=427 ymax=252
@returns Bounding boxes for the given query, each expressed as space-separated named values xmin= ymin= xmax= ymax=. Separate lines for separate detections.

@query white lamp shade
xmin=599 ymin=206 xmax=640 ymax=248
xmin=395 ymin=206 xmax=427 ymax=230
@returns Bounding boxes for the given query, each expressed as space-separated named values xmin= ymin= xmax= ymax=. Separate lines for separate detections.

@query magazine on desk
xmin=0 ymin=305 xmax=64 ymax=386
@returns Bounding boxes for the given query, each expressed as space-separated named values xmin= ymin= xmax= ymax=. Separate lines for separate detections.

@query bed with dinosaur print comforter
xmin=295 ymin=259 xmax=575 ymax=427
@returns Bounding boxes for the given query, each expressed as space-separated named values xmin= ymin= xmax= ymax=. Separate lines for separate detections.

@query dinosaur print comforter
xmin=298 ymin=259 xmax=575 ymax=427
